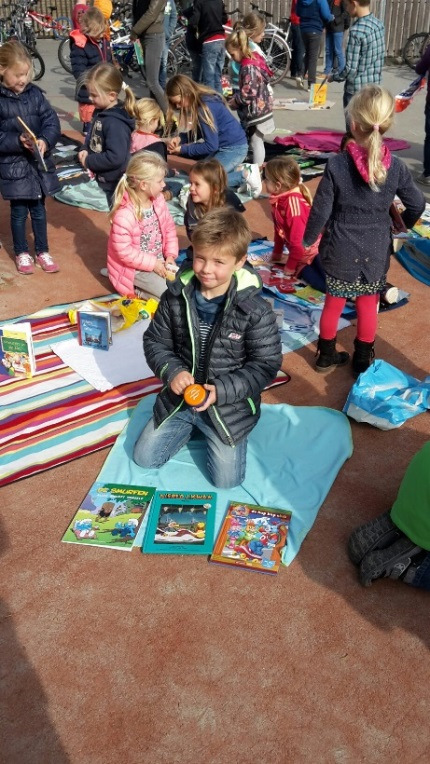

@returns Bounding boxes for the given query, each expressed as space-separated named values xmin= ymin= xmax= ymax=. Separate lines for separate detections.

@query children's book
xmin=77 ymin=309 xmax=112 ymax=351
xmin=0 ymin=322 xmax=36 ymax=382
xmin=293 ymin=284 xmax=325 ymax=306
xmin=142 ymin=491 xmax=216 ymax=555
xmin=17 ymin=116 xmax=48 ymax=171
xmin=210 ymin=501 xmax=292 ymax=574
xmin=62 ymin=482 xmax=156 ymax=551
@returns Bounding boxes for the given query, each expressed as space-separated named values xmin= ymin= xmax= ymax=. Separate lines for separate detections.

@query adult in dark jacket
xmin=70 ymin=7 xmax=112 ymax=134
xmin=323 ymin=0 xmax=349 ymax=76
xmin=0 ymin=40 xmax=61 ymax=275
xmin=133 ymin=208 xmax=282 ymax=489
xmin=297 ymin=0 xmax=334 ymax=88
xmin=131 ymin=0 xmax=168 ymax=113
xmin=415 ymin=42 xmax=430 ymax=185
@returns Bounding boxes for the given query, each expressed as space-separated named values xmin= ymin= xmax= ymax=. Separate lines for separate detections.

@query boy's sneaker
xmin=35 ymin=252 xmax=59 ymax=273
xmin=359 ymin=537 xmax=423 ymax=587
xmin=348 ymin=511 xmax=402 ymax=565
xmin=295 ymin=76 xmax=305 ymax=90
xmin=241 ymin=163 xmax=262 ymax=199
xmin=15 ymin=252 xmax=34 ymax=275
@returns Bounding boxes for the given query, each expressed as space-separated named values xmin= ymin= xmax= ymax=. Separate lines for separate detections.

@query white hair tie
xmin=121 ymin=173 xmax=128 ymax=182
xmin=121 ymin=81 xmax=129 ymax=92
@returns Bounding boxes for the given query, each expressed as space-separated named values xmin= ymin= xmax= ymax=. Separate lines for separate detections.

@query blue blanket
xmin=97 ymin=395 xmax=353 ymax=565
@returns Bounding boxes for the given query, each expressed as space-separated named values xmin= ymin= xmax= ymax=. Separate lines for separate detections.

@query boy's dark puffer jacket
xmin=0 ymin=82 xmax=60 ymax=200
xmin=143 ymin=262 xmax=282 ymax=447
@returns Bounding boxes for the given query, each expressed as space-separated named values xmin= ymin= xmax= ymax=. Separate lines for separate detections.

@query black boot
xmin=315 ymin=337 xmax=350 ymax=373
xmin=352 ymin=338 xmax=375 ymax=378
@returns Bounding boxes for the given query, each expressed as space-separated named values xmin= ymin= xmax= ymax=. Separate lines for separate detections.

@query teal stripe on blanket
xmin=97 ymin=394 xmax=353 ymax=565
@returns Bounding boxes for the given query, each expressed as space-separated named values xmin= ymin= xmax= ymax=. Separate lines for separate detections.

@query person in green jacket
xmin=348 ymin=442 xmax=430 ymax=588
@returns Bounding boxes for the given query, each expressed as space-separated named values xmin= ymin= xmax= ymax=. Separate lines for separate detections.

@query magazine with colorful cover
xmin=142 ymin=491 xmax=216 ymax=555
xmin=210 ymin=501 xmax=292 ymax=574
xmin=62 ymin=482 xmax=156 ymax=551
xmin=0 ymin=322 xmax=36 ymax=382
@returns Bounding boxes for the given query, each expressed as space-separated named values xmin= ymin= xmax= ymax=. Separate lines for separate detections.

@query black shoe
xmin=348 ymin=511 xmax=402 ymax=565
xmin=359 ymin=537 xmax=423 ymax=587
xmin=315 ymin=337 xmax=350 ymax=373
xmin=352 ymin=338 xmax=375 ymax=378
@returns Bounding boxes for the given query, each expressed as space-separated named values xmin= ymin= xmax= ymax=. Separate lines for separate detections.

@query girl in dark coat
xmin=0 ymin=41 xmax=61 ymax=275
xmin=70 ymin=7 xmax=112 ymax=135
xmin=303 ymin=85 xmax=425 ymax=377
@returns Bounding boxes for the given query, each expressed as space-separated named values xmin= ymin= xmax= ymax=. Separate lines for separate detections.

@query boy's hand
xmin=78 ymin=149 xmax=88 ymax=167
xmin=170 ymin=370 xmax=194 ymax=395
xmin=194 ymin=384 xmax=216 ymax=412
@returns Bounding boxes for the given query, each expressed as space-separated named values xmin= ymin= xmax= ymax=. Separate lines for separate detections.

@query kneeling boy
xmin=133 ymin=207 xmax=282 ymax=488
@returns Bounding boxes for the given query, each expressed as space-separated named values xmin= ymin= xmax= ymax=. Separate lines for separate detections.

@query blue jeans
xmin=424 ymin=101 xmax=430 ymax=176
xmin=324 ymin=30 xmax=345 ymax=74
xmin=10 ymin=197 xmax=48 ymax=255
xmin=214 ymin=143 xmax=248 ymax=187
xmin=159 ymin=42 xmax=169 ymax=90
xmin=201 ymin=40 xmax=225 ymax=94
xmin=133 ymin=407 xmax=248 ymax=489
xmin=408 ymin=553 xmax=430 ymax=590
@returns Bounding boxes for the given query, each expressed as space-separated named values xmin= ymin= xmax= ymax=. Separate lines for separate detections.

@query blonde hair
xmin=225 ymin=28 xmax=253 ymax=60
xmin=84 ymin=62 xmax=139 ymax=118
xmin=110 ymin=151 xmax=167 ymax=219
xmin=265 ymin=157 xmax=313 ymax=205
xmin=347 ymin=85 xmax=395 ymax=190
xmin=191 ymin=207 xmax=251 ymax=262
xmin=166 ymin=75 xmax=222 ymax=140
xmin=135 ymin=98 xmax=164 ymax=133
xmin=189 ymin=159 xmax=227 ymax=217
xmin=80 ymin=7 xmax=106 ymax=38
xmin=0 ymin=40 xmax=33 ymax=82
xmin=240 ymin=11 xmax=266 ymax=40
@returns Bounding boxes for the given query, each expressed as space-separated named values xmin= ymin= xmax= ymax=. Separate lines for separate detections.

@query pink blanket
xmin=274 ymin=130 xmax=410 ymax=153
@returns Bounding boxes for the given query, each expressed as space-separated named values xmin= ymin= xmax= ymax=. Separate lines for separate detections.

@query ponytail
xmin=299 ymin=182 xmax=313 ymax=206
xmin=347 ymin=85 xmax=395 ymax=191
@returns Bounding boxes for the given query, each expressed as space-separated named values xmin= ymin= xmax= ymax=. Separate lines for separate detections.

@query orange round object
xmin=183 ymin=384 xmax=208 ymax=407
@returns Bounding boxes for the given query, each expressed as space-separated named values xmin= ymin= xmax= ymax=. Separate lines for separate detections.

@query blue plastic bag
xmin=343 ymin=359 xmax=430 ymax=430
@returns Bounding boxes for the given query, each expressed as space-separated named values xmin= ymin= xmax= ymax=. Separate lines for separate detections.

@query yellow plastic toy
xmin=68 ymin=296 xmax=158 ymax=333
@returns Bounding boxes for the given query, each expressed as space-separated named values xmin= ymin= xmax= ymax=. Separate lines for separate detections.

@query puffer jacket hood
xmin=168 ymin=258 xmax=263 ymax=301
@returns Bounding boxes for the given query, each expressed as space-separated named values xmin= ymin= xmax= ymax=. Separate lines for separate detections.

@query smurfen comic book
xmin=210 ymin=501 xmax=292 ymax=574
xmin=142 ymin=491 xmax=216 ymax=555
xmin=62 ymin=482 xmax=155 ymax=551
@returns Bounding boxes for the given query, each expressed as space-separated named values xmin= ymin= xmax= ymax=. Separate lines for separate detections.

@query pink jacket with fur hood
xmin=107 ymin=191 xmax=179 ymax=296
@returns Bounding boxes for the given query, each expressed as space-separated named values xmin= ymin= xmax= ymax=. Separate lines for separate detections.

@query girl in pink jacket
xmin=107 ymin=152 xmax=179 ymax=300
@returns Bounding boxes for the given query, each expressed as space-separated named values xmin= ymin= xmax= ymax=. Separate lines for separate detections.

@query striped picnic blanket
xmin=0 ymin=299 xmax=161 ymax=487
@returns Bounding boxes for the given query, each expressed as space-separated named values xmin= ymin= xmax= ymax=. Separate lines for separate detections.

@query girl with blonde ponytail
xmin=77 ymin=62 xmax=139 ymax=206
xmin=107 ymin=152 xmax=178 ymax=299
xmin=264 ymin=156 xmax=324 ymax=288
xmin=303 ymin=85 xmax=425 ymax=378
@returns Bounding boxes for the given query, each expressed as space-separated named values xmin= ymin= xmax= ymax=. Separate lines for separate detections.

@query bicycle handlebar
xmin=249 ymin=2 xmax=273 ymax=19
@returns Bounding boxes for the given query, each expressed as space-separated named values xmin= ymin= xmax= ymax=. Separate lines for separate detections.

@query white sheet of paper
xmin=51 ymin=320 xmax=153 ymax=391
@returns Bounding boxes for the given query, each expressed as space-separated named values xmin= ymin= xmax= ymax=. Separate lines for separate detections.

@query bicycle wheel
xmin=58 ymin=37 xmax=73 ymax=74
xmin=53 ymin=16 xmax=73 ymax=41
xmin=26 ymin=45 xmax=45 ymax=81
xmin=403 ymin=32 xmax=430 ymax=70
xmin=260 ymin=32 xmax=290 ymax=84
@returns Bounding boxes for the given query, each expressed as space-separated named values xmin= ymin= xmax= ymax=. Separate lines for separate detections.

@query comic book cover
xmin=0 ymin=322 xmax=36 ymax=382
xmin=62 ymin=482 xmax=155 ymax=551
xmin=210 ymin=501 xmax=292 ymax=574
xmin=142 ymin=491 xmax=216 ymax=555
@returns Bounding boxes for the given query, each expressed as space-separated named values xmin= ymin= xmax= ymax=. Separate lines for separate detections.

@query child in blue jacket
xmin=0 ymin=41 xmax=61 ymax=275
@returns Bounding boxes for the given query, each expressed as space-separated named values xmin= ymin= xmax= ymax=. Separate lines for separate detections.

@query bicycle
xmin=403 ymin=31 xmax=430 ymax=70
xmin=23 ymin=0 xmax=71 ymax=40
xmin=3 ymin=1 xmax=46 ymax=80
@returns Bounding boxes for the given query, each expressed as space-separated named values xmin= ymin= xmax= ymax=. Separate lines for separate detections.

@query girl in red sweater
xmin=265 ymin=156 xmax=324 ymax=289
